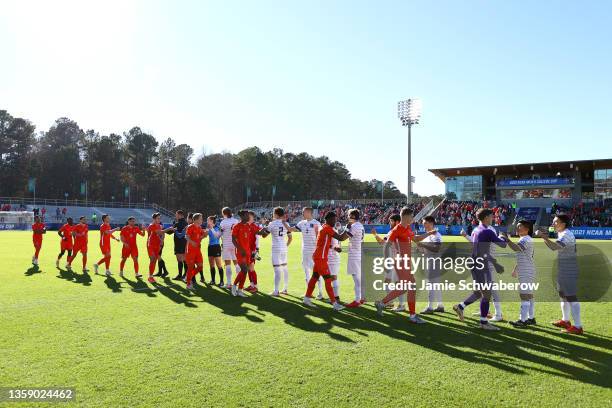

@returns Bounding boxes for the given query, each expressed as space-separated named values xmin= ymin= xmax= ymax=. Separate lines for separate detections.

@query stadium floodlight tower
xmin=397 ymin=98 xmax=422 ymax=203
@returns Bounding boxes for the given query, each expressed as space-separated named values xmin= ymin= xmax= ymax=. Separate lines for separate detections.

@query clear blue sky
xmin=1 ymin=0 xmax=611 ymax=196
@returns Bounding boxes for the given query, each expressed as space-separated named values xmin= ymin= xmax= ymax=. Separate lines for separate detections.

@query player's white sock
xmin=352 ymin=274 xmax=361 ymax=302
xmin=273 ymin=266 xmax=281 ymax=293
xmin=398 ymin=292 xmax=407 ymax=308
xmin=570 ymin=302 xmax=581 ymax=327
xmin=528 ymin=299 xmax=535 ymax=319
xmin=520 ymin=301 xmax=530 ymax=321
xmin=282 ymin=266 xmax=289 ymax=291
xmin=492 ymin=290 xmax=502 ymax=317
xmin=561 ymin=301 xmax=571 ymax=321
xmin=225 ymin=265 xmax=232 ymax=285
xmin=235 ymin=264 xmax=241 ymax=273
xmin=332 ymin=278 xmax=339 ymax=297
xmin=428 ymin=289 xmax=436 ymax=309
xmin=436 ymin=290 xmax=443 ymax=308
xmin=316 ymin=278 xmax=323 ymax=296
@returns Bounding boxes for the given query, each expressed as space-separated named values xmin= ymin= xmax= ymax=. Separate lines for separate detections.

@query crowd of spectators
xmin=551 ymin=200 xmax=612 ymax=227
xmin=435 ymin=200 xmax=513 ymax=227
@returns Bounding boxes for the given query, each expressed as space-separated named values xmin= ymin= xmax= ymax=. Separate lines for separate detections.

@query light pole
xmin=397 ymin=98 xmax=422 ymax=203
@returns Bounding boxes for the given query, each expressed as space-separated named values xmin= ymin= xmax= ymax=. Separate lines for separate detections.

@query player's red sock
xmin=97 ymin=257 xmax=105 ymax=266
xmin=148 ymin=259 xmax=156 ymax=275
xmin=248 ymin=270 xmax=258 ymax=285
xmin=305 ymin=274 xmax=319 ymax=297
xmin=234 ymin=271 xmax=245 ymax=286
xmin=133 ymin=260 xmax=139 ymax=273
xmin=408 ymin=290 xmax=416 ymax=315
xmin=82 ymin=254 xmax=87 ymax=269
xmin=104 ymin=255 xmax=110 ymax=270
xmin=324 ymin=278 xmax=336 ymax=303
xmin=120 ymin=258 xmax=127 ymax=271
xmin=185 ymin=264 xmax=196 ymax=284
xmin=34 ymin=247 xmax=41 ymax=258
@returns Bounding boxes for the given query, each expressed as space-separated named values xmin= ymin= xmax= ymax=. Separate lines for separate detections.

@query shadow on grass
xmin=56 ymin=267 xmax=92 ymax=286
xmin=104 ymin=276 xmax=122 ymax=293
xmin=49 ymin=270 xmax=612 ymax=389
xmin=25 ymin=265 xmax=41 ymax=276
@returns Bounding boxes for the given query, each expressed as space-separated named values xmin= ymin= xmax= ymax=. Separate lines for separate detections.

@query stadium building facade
xmin=430 ymin=158 xmax=612 ymax=207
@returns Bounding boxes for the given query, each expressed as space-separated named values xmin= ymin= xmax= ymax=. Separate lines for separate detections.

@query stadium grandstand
xmin=429 ymin=158 xmax=612 ymax=233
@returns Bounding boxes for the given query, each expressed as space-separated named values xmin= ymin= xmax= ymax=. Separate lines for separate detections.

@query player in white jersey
xmin=537 ymin=214 xmax=583 ymax=335
xmin=219 ymin=207 xmax=241 ymax=289
xmin=461 ymin=222 xmax=504 ymax=321
xmin=416 ymin=216 xmax=444 ymax=314
xmin=292 ymin=207 xmax=323 ymax=298
xmin=502 ymin=220 xmax=536 ymax=328
xmin=371 ymin=214 xmax=406 ymax=311
xmin=260 ymin=207 xmax=292 ymax=296
xmin=345 ymin=209 xmax=365 ymax=308
xmin=327 ymin=222 xmax=343 ymax=302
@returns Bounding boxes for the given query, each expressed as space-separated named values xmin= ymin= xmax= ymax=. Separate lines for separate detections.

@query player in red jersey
xmin=244 ymin=210 xmax=261 ymax=293
xmin=302 ymin=211 xmax=351 ymax=311
xmin=119 ymin=217 xmax=145 ymax=278
xmin=56 ymin=217 xmax=75 ymax=268
xmin=146 ymin=212 xmax=174 ymax=283
xmin=31 ymin=215 xmax=46 ymax=265
xmin=184 ymin=213 xmax=207 ymax=290
xmin=230 ymin=210 xmax=266 ymax=297
xmin=374 ymin=207 xmax=436 ymax=324
xmin=93 ymin=214 xmax=121 ymax=277
xmin=67 ymin=216 xmax=89 ymax=272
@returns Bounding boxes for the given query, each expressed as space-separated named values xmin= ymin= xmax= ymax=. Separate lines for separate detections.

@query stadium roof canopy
xmin=429 ymin=158 xmax=612 ymax=181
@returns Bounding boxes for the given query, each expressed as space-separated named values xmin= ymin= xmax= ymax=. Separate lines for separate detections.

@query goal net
xmin=0 ymin=211 xmax=34 ymax=230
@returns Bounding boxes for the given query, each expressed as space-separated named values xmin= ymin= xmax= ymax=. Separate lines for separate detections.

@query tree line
xmin=0 ymin=109 xmax=407 ymax=213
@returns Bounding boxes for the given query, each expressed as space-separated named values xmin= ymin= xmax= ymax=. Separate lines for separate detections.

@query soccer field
xmin=1 ymin=232 xmax=611 ymax=407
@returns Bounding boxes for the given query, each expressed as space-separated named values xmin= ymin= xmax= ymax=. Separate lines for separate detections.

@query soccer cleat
xmin=245 ymin=286 xmax=258 ymax=293
xmin=224 ymin=284 xmax=231 ymax=289
xmin=217 ymin=281 xmax=224 ymax=287
xmin=119 ymin=271 xmax=124 ymax=278
xmin=421 ymin=307 xmax=435 ymax=314
xmin=393 ymin=305 xmax=406 ymax=312
xmin=509 ymin=320 xmax=528 ymax=328
xmin=270 ymin=290 xmax=280 ymax=297
xmin=303 ymin=297 xmax=314 ymax=306
xmin=208 ymin=280 xmax=216 ymax=285
xmin=93 ymin=264 xmax=99 ymax=274
xmin=65 ymin=263 xmax=71 ymax=269
xmin=453 ymin=304 xmax=465 ymax=321
xmin=563 ymin=325 xmax=583 ymax=335
xmin=359 ymin=298 xmax=366 ymax=304
xmin=316 ymin=293 xmax=324 ymax=300
xmin=434 ymin=306 xmax=445 ymax=313
xmin=105 ymin=270 xmax=111 ymax=277
xmin=346 ymin=301 xmax=361 ymax=308
xmin=135 ymin=274 xmax=143 ymax=279
xmin=489 ymin=315 xmax=504 ymax=322
xmin=280 ymin=289 xmax=288 ymax=295
xmin=408 ymin=315 xmax=426 ymax=324
xmin=237 ymin=290 xmax=247 ymax=297
xmin=375 ymin=301 xmax=385 ymax=317
xmin=147 ymin=276 xmax=156 ymax=283
xmin=55 ymin=259 xmax=60 ymax=268
xmin=186 ymin=283 xmax=194 ymax=291
xmin=332 ymin=302 xmax=345 ymax=311
xmin=231 ymin=285 xmax=238 ymax=296
xmin=551 ymin=319 xmax=571 ymax=329
xmin=525 ymin=318 xmax=537 ymax=325
xmin=172 ymin=274 xmax=182 ymax=281
xmin=82 ymin=268 xmax=89 ymax=273
xmin=480 ymin=322 xmax=500 ymax=331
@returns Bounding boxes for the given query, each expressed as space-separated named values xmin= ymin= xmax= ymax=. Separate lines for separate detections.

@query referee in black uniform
xmin=171 ymin=210 xmax=188 ymax=280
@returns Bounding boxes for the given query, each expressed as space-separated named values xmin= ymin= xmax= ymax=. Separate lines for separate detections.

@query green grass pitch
xmin=1 ymin=231 xmax=611 ymax=407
